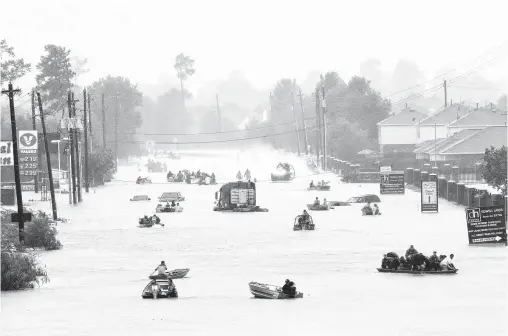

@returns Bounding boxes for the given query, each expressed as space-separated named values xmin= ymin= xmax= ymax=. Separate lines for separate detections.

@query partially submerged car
xmin=130 ymin=195 xmax=151 ymax=201
xmin=158 ymin=192 xmax=185 ymax=202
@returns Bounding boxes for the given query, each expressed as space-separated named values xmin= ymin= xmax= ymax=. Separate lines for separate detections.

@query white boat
xmin=248 ymin=282 xmax=303 ymax=299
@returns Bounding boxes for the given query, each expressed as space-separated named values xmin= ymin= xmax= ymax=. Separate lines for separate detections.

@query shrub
xmin=1 ymin=251 xmax=49 ymax=291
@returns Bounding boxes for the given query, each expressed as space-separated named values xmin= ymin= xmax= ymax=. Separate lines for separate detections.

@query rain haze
xmin=1 ymin=1 xmax=507 ymax=336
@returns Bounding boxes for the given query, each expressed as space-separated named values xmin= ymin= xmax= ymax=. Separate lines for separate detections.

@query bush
xmin=1 ymin=251 xmax=49 ymax=291
xmin=1 ymin=210 xmax=62 ymax=251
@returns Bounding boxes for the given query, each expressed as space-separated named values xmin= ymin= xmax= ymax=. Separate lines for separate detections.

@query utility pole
xmin=68 ymin=91 xmax=77 ymax=205
xmin=315 ymin=87 xmax=321 ymax=168
xmin=2 ymin=83 xmax=25 ymax=244
xmin=298 ymin=88 xmax=309 ymax=156
xmin=72 ymin=92 xmax=82 ymax=203
xmin=321 ymin=75 xmax=327 ymax=170
xmin=291 ymin=83 xmax=301 ymax=156
xmin=216 ymin=94 xmax=222 ymax=132
xmin=31 ymin=90 xmax=39 ymax=193
xmin=269 ymin=92 xmax=275 ymax=148
xmin=87 ymin=92 xmax=93 ymax=150
xmin=101 ymin=93 xmax=106 ymax=149
xmin=36 ymin=92 xmax=58 ymax=220
xmin=114 ymin=93 xmax=119 ymax=172
xmin=444 ymin=80 xmax=448 ymax=108
xmin=83 ymin=89 xmax=89 ymax=193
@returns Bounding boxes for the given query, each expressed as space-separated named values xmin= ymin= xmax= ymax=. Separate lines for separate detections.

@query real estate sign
xmin=380 ymin=171 xmax=405 ymax=194
xmin=466 ymin=205 xmax=506 ymax=244
xmin=421 ymin=181 xmax=438 ymax=212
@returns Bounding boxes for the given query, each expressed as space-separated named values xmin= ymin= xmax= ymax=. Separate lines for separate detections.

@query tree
xmin=174 ymin=53 xmax=196 ymax=105
xmin=0 ymin=39 xmax=31 ymax=84
xmin=155 ymin=88 xmax=193 ymax=134
xmin=88 ymin=76 xmax=143 ymax=158
xmin=35 ymin=45 xmax=75 ymax=115
xmin=497 ymin=94 xmax=507 ymax=111
xmin=482 ymin=146 xmax=507 ymax=195
xmin=270 ymin=79 xmax=300 ymax=150
xmin=88 ymin=147 xmax=116 ymax=186
xmin=327 ymin=118 xmax=372 ymax=160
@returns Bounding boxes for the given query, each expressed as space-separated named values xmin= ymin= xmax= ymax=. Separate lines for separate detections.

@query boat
xmin=328 ymin=201 xmax=350 ymax=207
xmin=270 ymin=163 xmax=295 ymax=182
xmin=136 ymin=177 xmax=152 ymax=184
xmin=167 ymin=176 xmax=184 ymax=183
xmin=376 ymin=268 xmax=458 ymax=274
xmin=306 ymin=204 xmax=333 ymax=211
xmin=308 ymin=185 xmax=331 ymax=191
xmin=293 ymin=215 xmax=315 ymax=231
xmin=141 ymin=279 xmax=178 ymax=299
xmin=155 ymin=204 xmax=183 ymax=213
xmin=149 ymin=268 xmax=190 ymax=280
xmin=130 ymin=195 xmax=151 ymax=202
xmin=248 ymin=282 xmax=303 ymax=299
xmin=138 ymin=217 xmax=164 ymax=228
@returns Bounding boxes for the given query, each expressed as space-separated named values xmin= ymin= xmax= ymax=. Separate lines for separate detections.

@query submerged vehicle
xmin=347 ymin=194 xmax=381 ymax=203
xmin=376 ymin=268 xmax=458 ymax=275
xmin=213 ymin=181 xmax=268 ymax=212
xmin=293 ymin=215 xmax=315 ymax=231
xmin=248 ymin=282 xmax=303 ymax=299
xmin=158 ymin=192 xmax=185 ymax=202
xmin=141 ymin=279 xmax=178 ymax=299
xmin=130 ymin=195 xmax=151 ymax=202
xmin=136 ymin=176 xmax=152 ymax=184
xmin=149 ymin=268 xmax=190 ymax=280
xmin=270 ymin=163 xmax=295 ymax=182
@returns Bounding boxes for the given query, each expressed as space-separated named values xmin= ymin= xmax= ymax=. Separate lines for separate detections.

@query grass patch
xmin=1 ymin=251 xmax=49 ymax=291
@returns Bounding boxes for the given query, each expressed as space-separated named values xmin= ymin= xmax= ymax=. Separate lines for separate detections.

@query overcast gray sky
xmin=2 ymin=0 xmax=507 ymax=94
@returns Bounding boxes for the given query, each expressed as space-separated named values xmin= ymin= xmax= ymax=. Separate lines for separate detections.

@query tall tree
xmin=270 ymin=79 xmax=299 ymax=150
xmin=174 ymin=53 xmax=196 ymax=106
xmin=35 ymin=45 xmax=75 ymax=115
xmin=155 ymin=88 xmax=193 ymax=135
xmin=88 ymin=76 xmax=143 ymax=158
xmin=0 ymin=39 xmax=31 ymax=84
xmin=482 ymin=146 xmax=507 ymax=195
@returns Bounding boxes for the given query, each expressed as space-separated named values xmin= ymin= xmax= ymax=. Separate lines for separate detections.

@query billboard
xmin=18 ymin=130 xmax=38 ymax=177
xmin=421 ymin=181 xmax=438 ymax=212
xmin=466 ymin=206 xmax=506 ymax=244
xmin=1 ymin=141 xmax=13 ymax=166
xmin=380 ymin=171 xmax=405 ymax=194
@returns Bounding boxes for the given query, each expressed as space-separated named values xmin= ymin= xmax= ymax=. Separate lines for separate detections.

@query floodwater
xmin=1 ymin=150 xmax=507 ymax=336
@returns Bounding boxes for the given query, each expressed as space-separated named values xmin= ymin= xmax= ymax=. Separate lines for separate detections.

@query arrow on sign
xmin=495 ymin=236 xmax=502 ymax=241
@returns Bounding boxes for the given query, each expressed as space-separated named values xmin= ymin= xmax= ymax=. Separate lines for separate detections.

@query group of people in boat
xmin=362 ymin=202 xmax=381 ymax=215
xmin=309 ymin=180 xmax=329 ymax=188
xmin=313 ymin=197 xmax=328 ymax=207
xmin=294 ymin=210 xmax=313 ymax=229
xmin=161 ymin=200 xmax=183 ymax=212
xmin=139 ymin=214 xmax=161 ymax=226
xmin=150 ymin=261 xmax=177 ymax=295
xmin=236 ymin=169 xmax=252 ymax=181
xmin=136 ymin=176 xmax=151 ymax=184
xmin=167 ymin=170 xmax=216 ymax=184
xmin=381 ymin=245 xmax=456 ymax=271
xmin=281 ymin=279 xmax=297 ymax=298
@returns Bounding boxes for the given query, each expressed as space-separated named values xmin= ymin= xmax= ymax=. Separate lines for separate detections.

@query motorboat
xmin=141 ymin=279 xmax=178 ymax=299
xmin=293 ymin=215 xmax=315 ymax=231
xmin=138 ymin=217 xmax=164 ymax=228
xmin=136 ymin=177 xmax=152 ymax=184
xmin=248 ymin=282 xmax=303 ymax=299
xmin=307 ymin=182 xmax=331 ymax=191
xmin=306 ymin=204 xmax=333 ymax=211
xmin=149 ymin=268 xmax=190 ymax=280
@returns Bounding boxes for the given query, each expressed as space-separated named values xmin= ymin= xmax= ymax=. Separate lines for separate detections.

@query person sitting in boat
xmin=155 ymin=261 xmax=168 ymax=278
xmin=177 ymin=171 xmax=184 ymax=181
xmin=373 ymin=204 xmax=381 ymax=215
xmin=171 ymin=200 xmax=176 ymax=208
xmin=362 ymin=202 xmax=373 ymax=215
xmin=428 ymin=251 xmax=440 ymax=270
xmin=282 ymin=279 xmax=291 ymax=294
xmin=405 ymin=245 xmax=418 ymax=260
xmin=244 ymin=169 xmax=251 ymax=180
xmin=309 ymin=180 xmax=315 ymax=188
xmin=151 ymin=215 xmax=161 ymax=224
xmin=174 ymin=203 xmax=183 ymax=212
xmin=397 ymin=256 xmax=410 ymax=270
xmin=440 ymin=254 xmax=456 ymax=271
xmin=323 ymin=198 xmax=328 ymax=208
xmin=167 ymin=171 xmax=174 ymax=179
xmin=321 ymin=180 xmax=326 ymax=186
xmin=236 ymin=171 xmax=242 ymax=180
xmin=313 ymin=197 xmax=320 ymax=206
xmin=211 ymin=173 xmax=216 ymax=184
xmin=136 ymin=176 xmax=142 ymax=184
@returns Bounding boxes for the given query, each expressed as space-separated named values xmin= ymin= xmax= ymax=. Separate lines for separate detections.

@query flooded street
xmin=1 ymin=154 xmax=506 ymax=336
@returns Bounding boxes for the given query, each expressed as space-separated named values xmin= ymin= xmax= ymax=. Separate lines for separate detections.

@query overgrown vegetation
xmin=1 ymin=209 xmax=62 ymax=291
xmin=482 ymin=145 xmax=507 ymax=195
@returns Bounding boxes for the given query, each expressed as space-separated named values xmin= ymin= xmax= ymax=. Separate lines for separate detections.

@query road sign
xmin=380 ymin=166 xmax=391 ymax=173
xmin=11 ymin=212 xmax=33 ymax=223
xmin=421 ymin=181 xmax=438 ymax=212
xmin=18 ymin=130 xmax=38 ymax=177
xmin=1 ymin=141 xmax=13 ymax=166
xmin=466 ymin=205 xmax=506 ymax=244
xmin=380 ymin=171 xmax=405 ymax=194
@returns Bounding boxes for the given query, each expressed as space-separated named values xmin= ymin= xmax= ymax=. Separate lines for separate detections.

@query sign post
xmin=466 ymin=205 xmax=507 ymax=245
xmin=380 ymin=171 xmax=405 ymax=194
xmin=18 ymin=130 xmax=38 ymax=190
xmin=421 ymin=181 xmax=438 ymax=212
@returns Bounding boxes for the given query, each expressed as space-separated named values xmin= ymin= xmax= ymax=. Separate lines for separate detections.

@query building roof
xmin=418 ymin=104 xmax=472 ymax=125
xmin=415 ymin=140 xmax=433 ymax=149
xmin=441 ymin=126 xmax=508 ymax=154
xmin=414 ymin=138 xmax=446 ymax=154
xmin=377 ymin=108 xmax=428 ymax=125
xmin=448 ymin=107 xmax=507 ymax=127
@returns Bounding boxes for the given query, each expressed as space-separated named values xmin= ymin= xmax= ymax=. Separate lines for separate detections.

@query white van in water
xmin=158 ymin=192 xmax=185 ymax=202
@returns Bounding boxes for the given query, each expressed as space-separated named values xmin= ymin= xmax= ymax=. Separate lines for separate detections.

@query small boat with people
xmin=136 ymin=176 xmax=152 ymax=184
xmin=307 ymin=180 xmax=331 ymax=191
xmin=270 ymin=163 xmax=295 ymax=182
xmin=149 ymin=268 xmax=190 ymax=280
xmin=156 ymin=201 xmax=183 ymax=213
xmin=248 ymin=280 xmax=303 ymax=299
xmin=293 ymin=211 xmax=315 ymax=230
xmin=138 ymin=215 xmax=164 ymax=228
xmin=141 ymin=278 xmax=178 ymax=299
xmin=378 ymin=247 xmax=458 ymax=274
xmin=307 ymin=197 xmax=333 ymax=211
xmin=362 ymin=202 xmax=381 ymax=216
